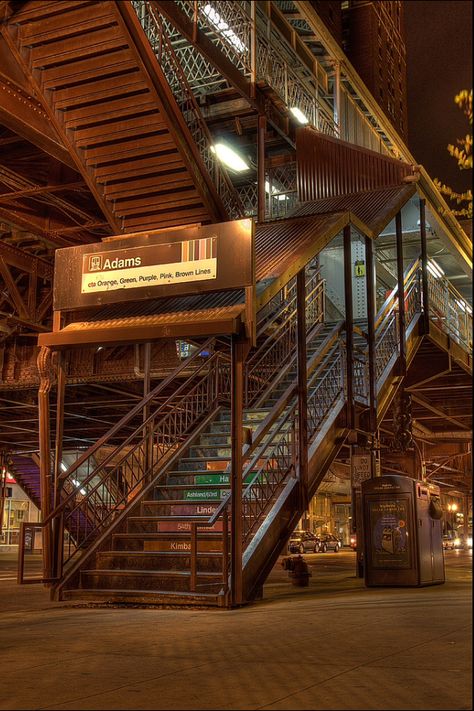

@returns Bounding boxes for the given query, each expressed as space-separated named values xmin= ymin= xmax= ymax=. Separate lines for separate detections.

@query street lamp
xmin=447 ymin=503 xmax=458 ymax=533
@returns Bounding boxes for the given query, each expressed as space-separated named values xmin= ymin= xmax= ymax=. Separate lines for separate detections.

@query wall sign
xmin=53 ymin=219 xmax=254 ymax=311
xmin=351 ymin=453 xmax=372 ymax=490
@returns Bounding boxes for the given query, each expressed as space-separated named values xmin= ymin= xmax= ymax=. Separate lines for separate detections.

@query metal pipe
xmin=343 ymin=225 xmax=354 ymax=428
xmin=296 ymin=268 xmax=308 ymax=511
xmin=52 ymin=353 xmax=66 ymax=578
xmin=230 ymin=335 xmax=244 ymax=606
xmin=395 ymin=211 xmax=406 ymax=374
xmin=37 ymin=346 xmax=53 ymax=581
xmin=365 ymin=237 xmax=377 ymax=433
xmin=333 ymin=61 xmax=341 ymax=137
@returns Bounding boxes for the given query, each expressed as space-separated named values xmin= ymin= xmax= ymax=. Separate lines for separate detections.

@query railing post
xmin=419 ymin=198 xmax=430 ymax=333
xmin=143 ymin=342 xmax=153 ymax=480
xmin=250 ymin=0 xmax=257 ymax=98
xmin=222 ymin=509 xmax=229 ymax=599
xmin=296 ymin=269 xmax=309 ymax=510
xmin=395 ymin=211 xmax=406 ymax=375
xmin=333 ymin=60 xmax=341 ymax=137
xmin=343 ymin=224 xmax=354 ymax=428
xmin=257 ymin=115 xmax=266 ymax=223
xmin=190 ymin=522 xmax=197 ymax=593
xmin=365 ymin=237 xmax=377 ymax=433
xmin=230 ymin=335 xmax=245 ymax=606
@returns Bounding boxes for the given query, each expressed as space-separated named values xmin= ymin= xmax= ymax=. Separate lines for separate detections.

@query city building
xmin=0 ymin=0 xmax=471 ymax=608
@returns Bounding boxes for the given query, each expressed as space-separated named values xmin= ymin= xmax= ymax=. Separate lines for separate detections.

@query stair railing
xmin=427 ymin=270 xmax=473 ymax=352
xmin=207 ymin=322 xmax=344 ymax=567
xmin=132 ymin=0 xmax=244 ymax=220
xmin=44 ymin=339 xmax=230 ymax=577
xmin=353 ymin=257 xmax=423 ymax=400
xmin=245 ymin=267 xmax=325 ymax=406
xmin=174 ymin=0 xmax=336 ymax=135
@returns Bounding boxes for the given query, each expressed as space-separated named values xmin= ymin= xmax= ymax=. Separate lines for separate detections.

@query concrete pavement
xmin=0 ymin=549 xmax=471 ymax=710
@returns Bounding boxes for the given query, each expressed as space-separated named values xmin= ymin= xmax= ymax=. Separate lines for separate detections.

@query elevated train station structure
xmin=0 ymin=0 xmax=471 ymax=607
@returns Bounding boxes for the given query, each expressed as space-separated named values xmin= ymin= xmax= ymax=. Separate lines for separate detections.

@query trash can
xmin=362 ymin=475 xmax=444 ymax=587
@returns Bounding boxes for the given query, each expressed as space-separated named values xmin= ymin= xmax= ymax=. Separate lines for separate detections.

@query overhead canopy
xmin=38 ymin=184 xmax=418 ymax=348
xmin=288 ymin=184 xmax=417 ymax=238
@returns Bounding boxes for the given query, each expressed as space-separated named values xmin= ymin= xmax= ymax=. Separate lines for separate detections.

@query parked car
xmin=442 ymin=534 xmax=463 ymax=550
xmin=317 ymin=533 xmax=342 ymax=553
xmin=288 ymin=530 xmax=321 ymax=554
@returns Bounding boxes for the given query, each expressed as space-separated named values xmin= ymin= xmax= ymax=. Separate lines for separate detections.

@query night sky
xmin=404 ymin=0 xmax=472 ymax=194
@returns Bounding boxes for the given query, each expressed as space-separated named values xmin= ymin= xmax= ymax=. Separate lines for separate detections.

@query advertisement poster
xmin=369 ymin=498 xmax=411 ymax=569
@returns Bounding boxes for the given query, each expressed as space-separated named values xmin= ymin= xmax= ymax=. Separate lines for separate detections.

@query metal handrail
xmin=132 ymin=0 xmax=245 ymax=219
xmin=173 ymin=0 xmax=336 ymax=135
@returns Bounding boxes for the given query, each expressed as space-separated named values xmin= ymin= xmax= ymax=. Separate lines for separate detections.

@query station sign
xmin=53 ymin=219 xmax=254 ymax=311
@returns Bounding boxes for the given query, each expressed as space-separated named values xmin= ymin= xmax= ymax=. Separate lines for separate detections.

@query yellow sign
xmin=354 ymin=260 xmax=366 ymax=277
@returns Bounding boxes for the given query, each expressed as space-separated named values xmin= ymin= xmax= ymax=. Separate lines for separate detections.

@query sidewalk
xmin=0 ymin=550 xmax=471 ymax=710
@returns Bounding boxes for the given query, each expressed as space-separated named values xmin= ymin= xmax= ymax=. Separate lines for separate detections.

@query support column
xmin=257 ymin=115 xmax=266 ymax=223
xmin=343 ymin=224 xmax=354 ymax=428
xmin=52 ymin=352 xmax=66 ymax=578
xmin=396 ymin=211 xmax=406 ymax=375
xmin=419 ymin=198 xmax=430 ymax=333
xmin=231 ymin=335 xmax=245 ymax=607
xmin=37 ymin=346 xmax=54 ymax=581
xmin=365 ymin=236 xmax=377 ymax=434
xmin=296 ymin=268 xmax=308 ymax=511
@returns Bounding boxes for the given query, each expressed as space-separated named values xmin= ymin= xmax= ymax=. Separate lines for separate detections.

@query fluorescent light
xmin=290 ymin=107 xmax=309 ymax=124
xmin=427 ymin=259 xmax=444 ymax=278
xmin=202 ymin=4 xmax=247 ymax=53
xmin=72 ymin=478 xmax=86 ymax=496
xmin=60 ymin=462 xmax=67 ymax=472
xmin=456 ymin=299 xmax=467 ymax=313
xmin=210 ymin=143 xmax=249 ymax=172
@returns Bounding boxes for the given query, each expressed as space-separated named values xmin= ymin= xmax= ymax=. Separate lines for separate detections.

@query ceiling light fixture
xmin=210 ymin=143 xmax=249 ymax=172
xmin=427 ymin=259 xmax=444 ymax=279
xmin=290 ymin=107 xmax=309 ymax=124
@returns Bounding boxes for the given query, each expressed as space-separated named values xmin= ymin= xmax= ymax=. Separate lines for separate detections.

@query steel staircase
xmin=17 ymin=251 xmax=471 ymax=606
xmin=3 ymin=0 xmax=242 ymax=231
xmin=60 ymin=322 xmax=340 ymax=604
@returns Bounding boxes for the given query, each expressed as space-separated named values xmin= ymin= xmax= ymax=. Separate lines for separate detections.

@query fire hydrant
xmin=281 ymin=554 xmax=312 ymax=587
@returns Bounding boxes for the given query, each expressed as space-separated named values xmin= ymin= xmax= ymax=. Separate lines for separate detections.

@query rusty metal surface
xmin=76 ymin=287 xmax=245 ymax=324
xmin=63 ymin=211 xmax=347 ymax=324
xmin=289 ymin=184 xmax=416 ymax=237
xmin=254 ymin=211 xmax=348 ymax=282
xmin=297 ymin=127 xmax=414 ymax=202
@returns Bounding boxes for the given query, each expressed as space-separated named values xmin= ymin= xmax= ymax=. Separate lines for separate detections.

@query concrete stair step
xmin=80 ymin=568 xmax=223 ymax=593
xmin=112 ymin=532 xmax=223 ymax=553
xmin=127 ymin=516 xmax=223 ymax=533
xmin=95 ymin=550 xmax=223 ymax=572
xmin=61 ymin=588 xmax=221 ymax=606
xmin=140 ymin=501 xmax=221 ymax=517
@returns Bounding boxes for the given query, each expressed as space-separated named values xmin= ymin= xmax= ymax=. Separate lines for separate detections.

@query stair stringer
xmin=241 ymin=398 xmax=348 ymax=603
xmin=53 ymin=406 xmax=223 ymax=601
